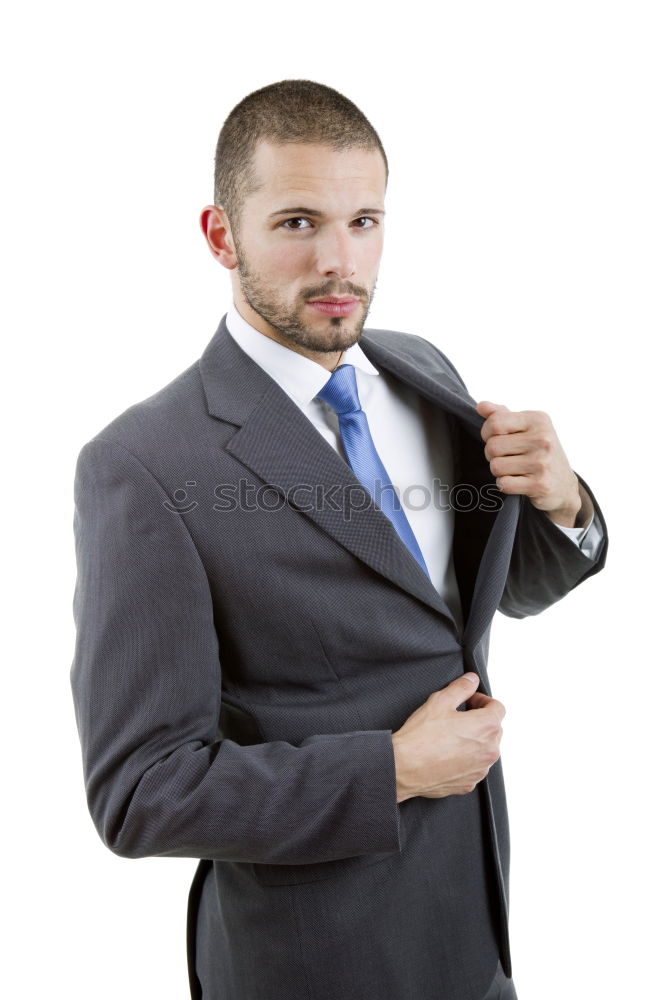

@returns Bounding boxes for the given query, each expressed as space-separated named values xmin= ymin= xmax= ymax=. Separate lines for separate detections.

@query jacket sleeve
xmin=70 ymin=438 xmax=402 ymax=862
xmin=498 ymin=471 xmax=608 ymax=618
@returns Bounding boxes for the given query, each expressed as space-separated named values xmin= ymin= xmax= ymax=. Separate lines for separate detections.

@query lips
xmin=309 ymin=297 xmax=358 ymax=305
xmin=307 ymin=299 xmax=359 ymax=317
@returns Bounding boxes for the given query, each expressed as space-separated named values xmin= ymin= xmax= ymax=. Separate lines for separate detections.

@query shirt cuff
xmin=554 ymin=511 xmax=604 ymax=561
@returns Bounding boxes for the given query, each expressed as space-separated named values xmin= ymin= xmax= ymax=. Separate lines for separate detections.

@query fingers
xmin=476 ymin=401 xmax=509 ymax=423
xmin=478 ymin=404 xmax=549 ymax=444
xmin=465 ymin=691 xmax=492 ymax=710
xmin=467 ymin=692 xmax=506 ymax=723
xmin=439 ymin=672 xmax=479 ymax=709
xmin=436 ymin=675 xmax=505 ymax=724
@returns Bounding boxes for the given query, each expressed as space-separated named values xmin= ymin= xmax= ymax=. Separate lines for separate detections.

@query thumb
xmin=439 ymin=672 xmax=479 ymax=708
xmin=476 ymin=400 xmax=508 ymax=419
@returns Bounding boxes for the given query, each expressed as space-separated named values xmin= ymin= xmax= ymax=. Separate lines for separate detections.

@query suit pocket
xmin=252 ymin=798 xmax=419 ymax=886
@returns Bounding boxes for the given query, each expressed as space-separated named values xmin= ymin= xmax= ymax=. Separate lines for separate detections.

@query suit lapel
xmin=358 ymin=330 xmax=521 ymax=646
xmin=357 ymin=329 xmax=484 ymax=439
xmin=199 ymin=315 xmax=519 ymax=636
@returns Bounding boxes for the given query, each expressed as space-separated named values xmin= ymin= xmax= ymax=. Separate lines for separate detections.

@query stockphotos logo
xmin=163 ymin=478 xmax=503 ymax=522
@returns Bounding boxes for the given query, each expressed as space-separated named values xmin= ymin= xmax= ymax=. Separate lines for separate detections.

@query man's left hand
xmin=476 ymin=401 xmax=593 ymax=529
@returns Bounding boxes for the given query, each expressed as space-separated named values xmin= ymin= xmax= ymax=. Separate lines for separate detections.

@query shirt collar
xmin=224 ymin=299 xmax=379 ymax=408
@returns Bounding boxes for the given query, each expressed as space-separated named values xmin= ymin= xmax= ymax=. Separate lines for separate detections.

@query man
xmin=70 ymin=79 xmax=607 ymax=1000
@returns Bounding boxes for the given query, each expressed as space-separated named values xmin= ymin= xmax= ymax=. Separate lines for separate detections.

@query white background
xmin=2 ymin=1 xmax=664 ymax=996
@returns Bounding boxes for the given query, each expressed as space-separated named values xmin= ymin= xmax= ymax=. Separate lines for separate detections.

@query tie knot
xmin=315 ymin=364 xmax=361 ymax=415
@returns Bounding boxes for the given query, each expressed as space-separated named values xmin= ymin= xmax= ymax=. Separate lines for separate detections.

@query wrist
xmin=391 ymin=733 xmax=413 ymax=804
xmin=546 ymin=475 xmax=584 ymax=528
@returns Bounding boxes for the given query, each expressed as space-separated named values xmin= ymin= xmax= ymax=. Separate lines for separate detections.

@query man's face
xmin=223 ymin=140 xmax=386 ymax=364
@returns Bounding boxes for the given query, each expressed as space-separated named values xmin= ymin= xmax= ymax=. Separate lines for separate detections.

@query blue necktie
xmin=316 ymin=364 xmax=430 ymax=580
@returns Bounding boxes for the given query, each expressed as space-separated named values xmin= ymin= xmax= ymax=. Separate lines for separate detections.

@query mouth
xmin=307 ymin=297 xmax=360 ymax=317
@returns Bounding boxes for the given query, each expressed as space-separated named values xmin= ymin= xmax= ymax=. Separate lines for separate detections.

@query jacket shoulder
xmin=75 ymin=359 xmax=204 ymax=466
xmin=360 ymin=325 xmax=468 ymax=391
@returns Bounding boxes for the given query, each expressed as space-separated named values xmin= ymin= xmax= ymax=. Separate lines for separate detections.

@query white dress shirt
xmin=224 ymin=301 xmax=603 ymax=631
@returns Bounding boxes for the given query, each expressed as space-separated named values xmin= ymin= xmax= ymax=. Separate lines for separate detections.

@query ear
xmin=199 ymin=205 xmax=237 ymax=269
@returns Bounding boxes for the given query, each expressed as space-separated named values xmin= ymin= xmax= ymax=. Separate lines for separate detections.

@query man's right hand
xmin=390 ymin=673 xmax=505 ymax=802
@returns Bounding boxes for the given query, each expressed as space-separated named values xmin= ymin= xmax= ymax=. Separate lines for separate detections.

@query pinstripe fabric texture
xmin=70 ymin=314 xmax=608 ymax=1000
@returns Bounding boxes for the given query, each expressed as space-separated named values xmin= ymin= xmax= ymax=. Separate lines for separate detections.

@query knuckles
xmin=454 ymin=754 xmax=501 ymax=796
xmin=530 ymin=410 xmax=553 ymax=430
xmin=482 ymin=410 xmax=554 ymax=452
xmin=456 ymin=782 xmax=477 ymax=796
xmin=533 ymin=436 xmax=553 ymax=454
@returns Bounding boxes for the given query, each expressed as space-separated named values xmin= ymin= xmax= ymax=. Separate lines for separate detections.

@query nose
xmin=315 ymin=226 xmax=356 ymax=278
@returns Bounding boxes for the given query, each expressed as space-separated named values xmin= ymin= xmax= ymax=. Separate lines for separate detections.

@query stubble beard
xmin=234 ymin=241 xmax=375 ymax=356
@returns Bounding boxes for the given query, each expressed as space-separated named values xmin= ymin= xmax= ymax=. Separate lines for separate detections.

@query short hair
xmin=213 ymin=79 xmax=389 ymax=238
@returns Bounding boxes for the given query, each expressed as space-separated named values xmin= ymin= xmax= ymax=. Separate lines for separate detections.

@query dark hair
xmin=213 ymin=79 xmax=388 ymax=238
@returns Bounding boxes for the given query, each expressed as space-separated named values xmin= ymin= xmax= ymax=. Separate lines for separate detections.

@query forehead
xmin=250 ymin=139 xmax=386 ymax=205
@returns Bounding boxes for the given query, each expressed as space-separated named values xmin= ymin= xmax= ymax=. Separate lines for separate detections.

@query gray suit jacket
xmin=70 ymin=315 xmax=607 ymax=1000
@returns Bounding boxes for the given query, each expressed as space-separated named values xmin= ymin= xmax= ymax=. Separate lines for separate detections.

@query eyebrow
xmin=268 ymin=206 xmax=386 ymax=219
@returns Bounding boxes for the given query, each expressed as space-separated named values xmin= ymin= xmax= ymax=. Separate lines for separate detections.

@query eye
xmin=281 ymin=217 xmax=312 ymax=230
xmin=279 ymin=216 xmax=380 ymax=231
